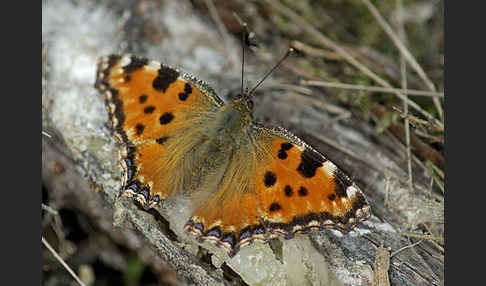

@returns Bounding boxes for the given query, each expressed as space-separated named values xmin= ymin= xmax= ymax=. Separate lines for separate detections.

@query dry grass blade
xmin=203 ymin=0 xmax=236 ymax=70
xmin=291 ymin=40 xmax=341 ymax=60
xmin=42 ymin=236 xmax=87 ymax=286
xmin=284 ymin=91 xmax=351 ymax=117
xmin=42 ymin=203 xmax=59 ymax=216
xmin=426 ymin=161 xmax=445 ymax=193
xmin=300 ymin=80 xmax=443 ymax=97
xmin=397 ymin=0 xmax=414 ymax=195
xmin=384 ymin=175 xmax=391 ymax=208
xmin=360 ymin=0 xmax=443 ymax=121
xmin=390 ymin=239 xmax=423 ymax=257
xmin=264 ymin=0 xmax=443 ymax=130
xmin=402 ymin=232 xmax=444 ymax=245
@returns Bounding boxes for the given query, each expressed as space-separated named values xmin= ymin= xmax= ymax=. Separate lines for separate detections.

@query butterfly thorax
xmin=184 ymin=97 xmax=254 ymax=193
xmin=205 ymin=96 xmax=253 ymax=151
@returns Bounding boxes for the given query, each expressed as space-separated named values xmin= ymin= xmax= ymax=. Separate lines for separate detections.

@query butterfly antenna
xmin=248 ymin=47 xmax=294 ymax=96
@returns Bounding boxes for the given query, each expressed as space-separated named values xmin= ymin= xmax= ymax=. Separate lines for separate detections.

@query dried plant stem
xmin=42 ymin=236 xmax=87 ymax=286
xmin=397 ymin=0 xmax=414 ymax=194
xmin=291 ymin=40 xmax=341 ymax=60
xmin=41 ymin=203 xmax=59 ymax=215
xmin=360 ymin=0 xmax=443 ymax=121
xmin=264 ymin=0 xmax=443 ymax=130
xmin=384 ymin=175 xmax=391 ymax=208
xmin=390 ymin=239 xmax=422 ymax=257
xmin=203 ymin=0 xmax=236 ymax=70
xmin=300 ymin=80 xmax=443 ymax=98
xmin=402 ymin=232 xmax=444 ymax=245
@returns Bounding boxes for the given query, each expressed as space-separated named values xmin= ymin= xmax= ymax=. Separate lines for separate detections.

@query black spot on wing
xmin=135 ymin=123 xmax=144 ymax=135
xmin=277 ymin=142 xmax=293 ymax=160
xmin=264 ymin=171 xmax=277 ymax=187
xmin=144 ymin=106 xmax=155 ymax=114
xmin=269 ymin=202 xmax=282 ymax=212
xmin=159 ymin=112 xmax=174 ymax=125
xmin=297 ymin=149 xmax=326 ymax=178
xmin=178 ymin=83 xmax=193 ymax=101
xmin=155 ymin=136 xmax=169 ymax=145
xmin=123 ymin=56 xmax=148 ymax=74
xmin=184 ymin=82 xmax=192 ymax=94
xmin=139 ymin=94 xmax=148 ymax=103
xmin=281 ymin=142 xmax=293 ymax=150
xmin=284 ymin=185 xmax=293 ymax=196
xmin=178 ymin=92 xmax=188 ymax=101
xmin=153 ymin=66 xmax=179 ymax=93
xmin=278 ymin=149 xmax=288 ymax=160
xmin=298 ymin=186 xmax=308 ymax=196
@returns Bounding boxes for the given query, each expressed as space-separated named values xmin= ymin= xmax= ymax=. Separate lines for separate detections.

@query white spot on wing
xmin=145 ymin=61 xmax=161 ymax=71
xmin=323 ymin=161 xmax=337 ymax=176
xmin=119 ymin=55 xmax=132 ymax=67
xmin=346 ymin=185 xmax=358 ymax=198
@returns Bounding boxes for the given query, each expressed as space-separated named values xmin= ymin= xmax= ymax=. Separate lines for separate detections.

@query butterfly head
xmin=231 ymin=88 xmax=254 ymax=116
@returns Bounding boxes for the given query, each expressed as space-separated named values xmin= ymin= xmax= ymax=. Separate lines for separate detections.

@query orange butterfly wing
xmin=95 ymin=54 xmax=223 ymax=208
xmin=185 ymin=125 xmax=371 ymax=257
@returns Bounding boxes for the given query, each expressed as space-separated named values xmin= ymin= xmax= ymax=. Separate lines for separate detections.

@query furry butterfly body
xmin=95 ymin=54 xmax=371 ymax=257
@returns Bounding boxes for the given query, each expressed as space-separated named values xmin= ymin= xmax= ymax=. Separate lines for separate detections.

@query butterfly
xmin=94 ymin=53 xmax=371 ymax=258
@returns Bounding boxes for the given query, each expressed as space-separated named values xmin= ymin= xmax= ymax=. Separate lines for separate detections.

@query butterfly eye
xmin=246 ymin=100 xmax=254 ymax=110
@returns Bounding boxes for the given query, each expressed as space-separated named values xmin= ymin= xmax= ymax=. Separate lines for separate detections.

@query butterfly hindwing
xmin=253 ymin=126 xmax=370 ymax=238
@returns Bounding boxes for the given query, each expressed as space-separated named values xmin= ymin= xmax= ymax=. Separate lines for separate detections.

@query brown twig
xmin=300 ymin=80 xmax=444 ymax=97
